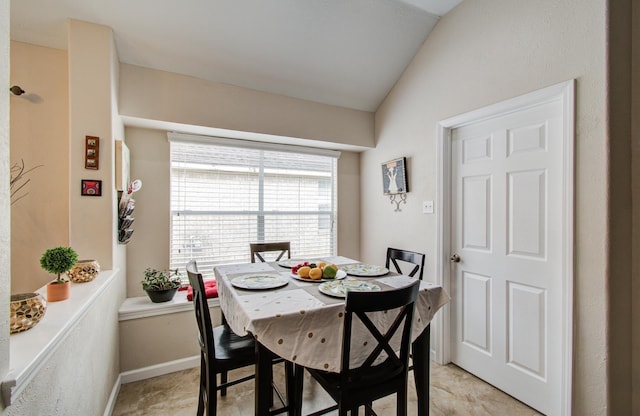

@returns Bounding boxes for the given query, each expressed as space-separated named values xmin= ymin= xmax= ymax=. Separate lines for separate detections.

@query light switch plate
xmin=422 ymin=200 xmax=434 ymax=214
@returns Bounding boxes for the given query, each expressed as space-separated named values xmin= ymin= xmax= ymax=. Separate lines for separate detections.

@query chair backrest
xmin=250 ymin=241 xmax=291 ymax=263
xmin=186 ymin=259 xmax=215 ymax=359
xmin=385 ymin=247 xmax=426 ymax=280
xmin=340 ymin=281 xmax=420 ymax=380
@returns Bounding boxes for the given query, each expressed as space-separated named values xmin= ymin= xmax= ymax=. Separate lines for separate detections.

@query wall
xmin=1 ymin=0 xmax=11 ymax=397
xmin=68 ymin=20 xmax=119 ymax=270
xmin=366 ymin=0 xmax=609 ymax=414
xmin=2 ymin=273 xmax=123 ymax=415
xmin=3 ymin=20 xmax=126 ymax=414
xmin=9 ymin=41 xmax=69 ymax=294
xmin=119 ymin=309 xmax=205 ymax=372
xmin=119 ymin=64 xmax=374 ymax=150
xmin=124 ymin=126 xmax=361 ymax=297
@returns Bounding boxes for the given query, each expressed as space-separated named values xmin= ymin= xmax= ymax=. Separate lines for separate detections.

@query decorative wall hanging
xmin=81 ymin=179 xmax=102 ymax=196
xmin=382 ymin=157 xmax=408 ymax=212
xmin=85 ymin=136 xmax=100 ymax=170
xmin=115 ymin=140 xmax=130 ymax=191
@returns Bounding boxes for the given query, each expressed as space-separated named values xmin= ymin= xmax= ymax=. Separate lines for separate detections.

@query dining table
xmin=214 ymin=256 xmax=450 ymax=416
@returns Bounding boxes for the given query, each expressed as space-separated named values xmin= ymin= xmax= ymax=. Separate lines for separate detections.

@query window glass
xmin=170 ymin=140 xmax=337 ymax=273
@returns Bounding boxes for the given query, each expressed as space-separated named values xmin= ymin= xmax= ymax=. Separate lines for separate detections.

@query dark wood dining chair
xmin=187 ymin=260 xmax=296 ymax=416
xmin=297 ymin=281 xmax=420 ymax=416
xmin=250 ymin=241 xmax=291 ymax=263
xmin=385 ymin=247 xmax=426 ymax=280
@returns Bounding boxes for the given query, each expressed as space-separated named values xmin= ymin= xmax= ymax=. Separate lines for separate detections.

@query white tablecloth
xmin=215 ymin=258 xmax=449 ymax=372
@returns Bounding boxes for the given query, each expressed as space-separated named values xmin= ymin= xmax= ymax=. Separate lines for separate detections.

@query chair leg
xmin=197 ymin=355 xmax=206 ymax=416
xmin=220 ymin=371 xmax=228 ymax=396
xmin=396 ymin=389 xmax=407 ymax=416
xmin=365 ymin=402 xmax=373 ymax=416
xmin=206 ymin=356 xmax=218 ymax=416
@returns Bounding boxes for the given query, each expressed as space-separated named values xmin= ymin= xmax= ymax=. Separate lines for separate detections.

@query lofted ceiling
xmin=10 ymin=0 xmax=462 ymax=112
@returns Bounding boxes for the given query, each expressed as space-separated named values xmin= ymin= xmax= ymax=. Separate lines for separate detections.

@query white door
xmin=448 ymin=96 xmax=569 ymax=415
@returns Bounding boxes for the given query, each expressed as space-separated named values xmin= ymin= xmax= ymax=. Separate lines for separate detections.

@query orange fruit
xmin=298 ymin=266 xmax=311 ymax=278
xmin=309 ymin=268 xmax=323 ymax=280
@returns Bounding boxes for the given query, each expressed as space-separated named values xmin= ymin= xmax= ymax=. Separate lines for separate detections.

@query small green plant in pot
xmin=142 ymin=268 xmax=183 ymax=303
xmin=40 ymin=246 xmax=78 ymax=302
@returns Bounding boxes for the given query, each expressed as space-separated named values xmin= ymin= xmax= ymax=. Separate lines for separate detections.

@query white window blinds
xmin=169 ymin=134 xmax=339 ymax=272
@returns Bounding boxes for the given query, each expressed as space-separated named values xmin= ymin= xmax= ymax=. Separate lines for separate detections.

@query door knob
xmin=450 ymin=254 xmax=460 ymax=263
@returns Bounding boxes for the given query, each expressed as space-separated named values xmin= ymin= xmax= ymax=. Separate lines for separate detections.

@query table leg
xmin=412 ymin=324 xmax=430 ymax=416
xmin=255 ymin=342 xmax=273 ymax=416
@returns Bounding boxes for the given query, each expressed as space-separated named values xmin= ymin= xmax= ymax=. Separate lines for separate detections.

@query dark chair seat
xmin=212 ymin=324 xmax=255 ymax=364
xmin=308 ymin=357 xmax=404 ymax=394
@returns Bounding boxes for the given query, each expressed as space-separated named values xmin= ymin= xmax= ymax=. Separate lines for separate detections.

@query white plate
xmin=231 ymin=274 xmax=289 ymax=290
xmin=290 ymin=269 xmax=347 ymax=283
xmin=277 ymin=259 xmax=323 ymax=268
xmin=318 ymin=279 xmax=381 ymax=298
xmin=341 ymin=263 xmax=389 ymax=277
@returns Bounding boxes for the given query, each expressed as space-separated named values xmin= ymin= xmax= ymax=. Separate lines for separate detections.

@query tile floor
xmin=112 ymin=362 xmax=541 ymax=415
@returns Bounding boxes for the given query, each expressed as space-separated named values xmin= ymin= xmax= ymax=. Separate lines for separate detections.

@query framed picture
xmin=382 ymin=157 xmax=408 ymax=195
xmin=85 ymin=136 xmax=100 ymax=170
xmin=81 ymin=179 xmax=102 ymax=196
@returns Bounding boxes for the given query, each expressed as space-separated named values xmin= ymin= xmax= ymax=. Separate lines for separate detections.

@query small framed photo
xmin=85 ymin=136 xmax=100 ymax=170
xmin=81 ymin=179 xmax=102 ymax=196
xmin=382 ymin=157 xmax=408 ymax=195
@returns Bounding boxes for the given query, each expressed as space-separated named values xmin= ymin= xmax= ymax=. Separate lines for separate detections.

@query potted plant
xmin=142 ymin=268 xmax=183 ymax=303
xmin=40 ymin=246 xmax=78 ymax=302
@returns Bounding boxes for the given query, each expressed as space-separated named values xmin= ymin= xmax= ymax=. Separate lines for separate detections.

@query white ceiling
xmin=10 ymin=0 xmax=462 ymax=112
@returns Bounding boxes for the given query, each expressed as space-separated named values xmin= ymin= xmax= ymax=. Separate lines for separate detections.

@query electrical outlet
xmin=422 ymin=200 xmax=434 ymax=214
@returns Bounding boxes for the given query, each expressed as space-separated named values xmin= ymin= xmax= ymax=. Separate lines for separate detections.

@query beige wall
xmin=1 ymin=0 xmax=10 ymax=391
xmin=4 ymin=21 xmax=126 ymax=414
xmin=366 ymin=0 xmax=612 ymax=414
xmin=119 ymin=64 xmax=374 ymax=149
xmin=124 ymin=127 xmax=170 ymax=296
xmin=9 ymin=41 xmax=69 ymax=294
xmin=120 ymin=309 xmax=207 ymax=372
xmin=124 ymin=126 xmax=361 ymax=297
xmin=68 ymin=20 xmax=119 ymax=270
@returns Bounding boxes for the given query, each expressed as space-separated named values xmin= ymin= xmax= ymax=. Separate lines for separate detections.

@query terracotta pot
xmin=47 ymin=280 xmax=70 ymax=302
xmin=66 ymin=259 xmax=100 ymax=283
xmin=10 ymin=293 xmax=47 ymax=334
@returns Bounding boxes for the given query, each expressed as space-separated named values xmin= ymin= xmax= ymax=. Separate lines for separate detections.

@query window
xmin=169 ymin=133 xmax=339 ymax=273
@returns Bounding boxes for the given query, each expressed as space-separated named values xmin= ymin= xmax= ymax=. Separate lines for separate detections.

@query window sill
xmin=2 ymin=269 xmax=120 ymax=406
xmin=119 ymin=290 xmax=219 ymax=321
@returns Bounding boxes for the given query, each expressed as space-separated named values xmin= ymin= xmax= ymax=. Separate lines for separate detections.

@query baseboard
xmin=120 ymin=355 xmax=200 ymax=384
xmin=103 ymin=374 xmax=122 ymax=416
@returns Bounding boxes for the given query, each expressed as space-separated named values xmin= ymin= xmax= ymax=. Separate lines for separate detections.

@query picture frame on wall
xmin=81 ymin=179 xmax=102 ymax=196
xmin=382 ymin=157 xmax=408 ymax=195
xmin=85 ymin=136 xmax=100 ymax=170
